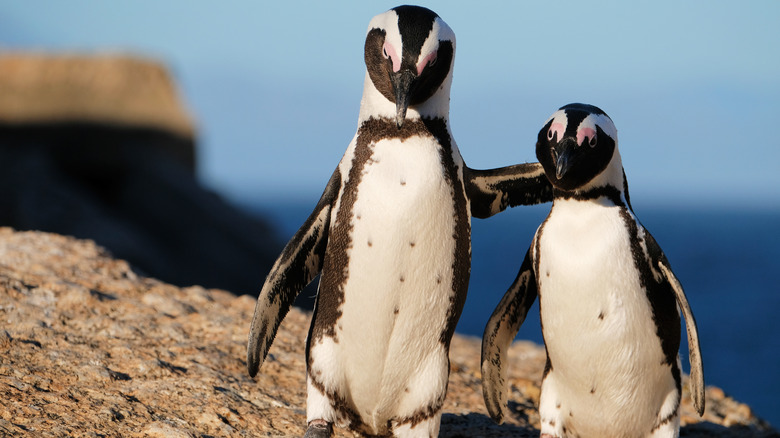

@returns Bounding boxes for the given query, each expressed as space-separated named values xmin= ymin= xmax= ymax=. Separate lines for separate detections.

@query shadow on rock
xmin=440 ymin=412 xmax=538 ymax=438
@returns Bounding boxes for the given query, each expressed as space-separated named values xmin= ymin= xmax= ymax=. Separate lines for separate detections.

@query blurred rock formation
xmin=0 ymin=53 xmax=281 ymax=295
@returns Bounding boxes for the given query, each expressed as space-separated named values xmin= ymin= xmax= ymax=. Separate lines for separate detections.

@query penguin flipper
xmin=481 ymin=248 xmax=538 ymax=424
xmin=464 ymin=163 xmax=552 ymax=219
xmin=247 ymin=169 xmax=340 ymax=377
xmin=656 ymin=255 xmax=706 ymax=416
xmin=645 ymin=233 xmax=705 ymax=416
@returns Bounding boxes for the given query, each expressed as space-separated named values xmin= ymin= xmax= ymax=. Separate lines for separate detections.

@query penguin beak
xmin=391 ymin=69 xmax=416 ymax=128
xmin=553 ymin=137 xmax=578 ymax=180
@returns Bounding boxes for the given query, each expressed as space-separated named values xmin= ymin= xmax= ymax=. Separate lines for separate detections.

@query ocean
xmin=251 ymin=198 xmax=780 ymax=427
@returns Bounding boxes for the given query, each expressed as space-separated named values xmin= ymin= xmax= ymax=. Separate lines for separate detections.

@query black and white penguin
xmin=481 ymin=103 xmax=705 ymax=438
xmin=247 ymin=6 xmax=552 ymax=438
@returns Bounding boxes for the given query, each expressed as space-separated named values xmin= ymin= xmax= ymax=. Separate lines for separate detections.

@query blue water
xmin=251 ymin=198 xmax=780 ymax=427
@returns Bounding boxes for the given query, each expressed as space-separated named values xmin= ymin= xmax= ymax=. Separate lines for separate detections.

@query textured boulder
xmin=0 ymin=53 xmax=281 ymax=297
xmin=0 ymin=229 xmax=776 ymax=437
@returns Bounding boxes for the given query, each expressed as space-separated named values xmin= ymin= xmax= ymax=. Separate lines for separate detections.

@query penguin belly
xmin=312 ymin=135 xmax=462 ymax=433
xmin=537 ymin=200 xmax=676 ymax=436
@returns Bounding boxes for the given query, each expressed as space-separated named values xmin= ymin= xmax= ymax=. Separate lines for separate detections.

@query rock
xmin=0 ymin=228 xmax=777 ymax=437
xmin=0 ymin=54 xmax=194 ymax=138
xmin=0 ymin=53 xmax=282 ymax=296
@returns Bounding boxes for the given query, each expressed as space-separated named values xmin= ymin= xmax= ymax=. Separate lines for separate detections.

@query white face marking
xmin=367 ymin=10 xmax=402 ymax=72
xmin=546 ymin=110 xmax=567 ymax=142
xmin=367 ymin=10 xmax=456 ymax=77
xmin=546 ymin=109 xmax=618 ymax=148
xmin=416 ymin=18 xmax=455 ymax=75
xmin=576 ymin=113 xmax=617 ymax=148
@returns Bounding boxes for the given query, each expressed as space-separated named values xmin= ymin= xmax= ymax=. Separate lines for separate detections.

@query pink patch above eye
xmin=577 ymin=127 xmax=596 ymax=147
xmin=383 ymin=42 xmax=401 ymax=72
xmin=417 ymin=51 xmax=437 ymax=75
xmin=549 ymin=122 xmax=565 ymax=141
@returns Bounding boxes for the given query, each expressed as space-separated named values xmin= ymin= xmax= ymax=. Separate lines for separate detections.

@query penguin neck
xmin=357 ymin=72 xmax=452 ymax=126
xmin=553 ymin=150 xmax=631 ymax=208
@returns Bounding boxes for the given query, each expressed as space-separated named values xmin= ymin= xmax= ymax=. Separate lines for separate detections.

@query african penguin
xmin=247 ymin=6 xmax=552 ymax=438
xmin=481 ymin=103 xmax=705 ymax=438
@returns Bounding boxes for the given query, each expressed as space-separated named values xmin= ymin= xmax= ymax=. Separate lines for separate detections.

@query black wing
xmin=247 ymin=169 xmax=340 ymax=377
xmin=464 ymin=163 xmax=552 ymax=219
xmin=481 ymin=247 xmax=538 ymax=424
xmin=646 ymin=232 xmax=706 ymax=416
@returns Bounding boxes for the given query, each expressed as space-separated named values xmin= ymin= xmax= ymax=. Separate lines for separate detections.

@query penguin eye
xmin=428 ymin=53 xmax=437 ymax=67
xmin=382 ymin=47 xmax=389 ymax=59
xmin=547 ymin=128 xmax=554 ymax=140
xmin=589 ymin=135 xmax=597 ymax=147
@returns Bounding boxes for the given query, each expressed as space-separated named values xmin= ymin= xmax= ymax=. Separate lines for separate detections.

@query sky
xmin=2 ymin=1 xmax=779 ymax=210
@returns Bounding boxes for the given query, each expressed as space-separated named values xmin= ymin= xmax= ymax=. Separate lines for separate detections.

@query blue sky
xmin=2 ymin=1 xmax=779 ymax=209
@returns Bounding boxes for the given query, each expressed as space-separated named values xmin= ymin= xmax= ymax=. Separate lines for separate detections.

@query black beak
xmin=391 ymin=69 xmax=416 ymax=128
xmin=553 ymin=137 xmax=578 ymax=180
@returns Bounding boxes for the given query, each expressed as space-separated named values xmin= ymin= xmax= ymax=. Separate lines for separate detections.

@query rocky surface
xmin=0 ymin=53 xmax=282 ymax=296
xmin=0 ymin=229 xmax=776 ymax=437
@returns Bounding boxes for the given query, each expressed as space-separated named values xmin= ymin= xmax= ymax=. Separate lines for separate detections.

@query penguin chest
xmin=536 ymin=200 xmax=670 ymax=419
xmin=339 ymin=136 xmax=461 ymax=343
xmin=313 ymin=134 xmax=467 ymax=424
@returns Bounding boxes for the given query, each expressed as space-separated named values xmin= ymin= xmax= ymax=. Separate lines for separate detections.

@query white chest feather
xmin=341 ymin=135 xmax=458 ymax=334
xmin=536 ymin=198 xmax=672 ymax=431
xmin=538 ymin=199 xmax=647 ymax=342
xmin=310 ymin=134 xmax=463 ymax=428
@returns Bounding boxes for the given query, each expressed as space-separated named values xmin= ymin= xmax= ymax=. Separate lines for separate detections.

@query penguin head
xmin=363 ymin=6 xmax=455 ymax=127
xmin=537 ymin=103 xmax=621 ymax=191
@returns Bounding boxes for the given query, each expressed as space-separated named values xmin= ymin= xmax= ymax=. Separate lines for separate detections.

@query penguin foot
xmin=303 ymin=420 xmax=333 ymax=438
xmin=540 ymin=435 xmax=560 ymax=438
